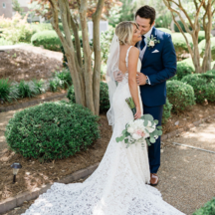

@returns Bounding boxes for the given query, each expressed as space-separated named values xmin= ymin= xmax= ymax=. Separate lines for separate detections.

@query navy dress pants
xmin=144 ymin=105 xmax=163 ymax=174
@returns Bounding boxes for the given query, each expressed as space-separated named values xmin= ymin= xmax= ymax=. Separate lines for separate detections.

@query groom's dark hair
xmin=135 ymin=6 xmax=156 ymax=25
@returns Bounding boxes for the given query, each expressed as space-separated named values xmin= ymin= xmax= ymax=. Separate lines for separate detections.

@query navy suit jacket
xmin=139 ymin=27 xmax=177 ymax=107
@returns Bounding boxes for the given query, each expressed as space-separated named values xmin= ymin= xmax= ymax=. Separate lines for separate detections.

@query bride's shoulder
xmin=129 ymin=46 xmax=139 ymax=57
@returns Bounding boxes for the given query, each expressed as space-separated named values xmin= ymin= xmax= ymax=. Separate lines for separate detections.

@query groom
xmin=135 ymin=6 xmax=176 ymax=186
xmin=115 ymin=6 xmax=176 ymax=186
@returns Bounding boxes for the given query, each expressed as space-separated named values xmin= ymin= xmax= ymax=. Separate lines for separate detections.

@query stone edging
xmin=0 ymin=93 xmax=67 ymax=113
xmin=0 ymin=163 xmax=99 ymax=214
xmin=1 ymin=113 xmax=215 ymax=214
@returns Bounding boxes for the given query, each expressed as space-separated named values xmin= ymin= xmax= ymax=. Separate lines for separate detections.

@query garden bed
xmin=0 ymin=46 xmax=63 ymax=82
xmin=0 ymin=103 xmax=215 ymax=202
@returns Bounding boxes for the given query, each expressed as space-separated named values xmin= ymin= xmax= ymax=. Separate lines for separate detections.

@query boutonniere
xmin=146 ymin=35 xmax=160 ymax=49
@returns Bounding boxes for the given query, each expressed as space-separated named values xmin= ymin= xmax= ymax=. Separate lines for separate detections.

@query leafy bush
xmin=174 ymin=20 xmax=191 ymax=32
xmin=31 ymin=30 xmax=62 ymax=51
xmin=181 ymin=71 xmax=215 ymax=103
xmin=5 ymin=102 xmax=99 ymax=161
xmin=162 ymin=98 xmax=172 ymax=124
xmin=198 ymin=31 xmax=213 ymax=43
xmin=193 ymin=197 xmax=215 ymax=215
xmin=166 ymin=80 xmax=195 ymax=113
xmin=177 ymin=58 xmax=195 ymax=80
xmin=18 ymin=80 xmax=40 ymax=98
xmin=199 ymin=37 xmax=215 ymax=60
xmin=155 ymin=11 xmax=172 ymax=29
xmin=49 ymin=69 xmax=72 ymax=92
xmin=30 ymin=23 xmax=53 ymax=32
xmin=67 ymin=82 xmax=110 ymax=113
xmin=0 ymin=78 xmax=10 ymax=102
xmin=157 ymin=28 xmax=172 ymax=35
xmin=172 ymin=33 xmax=193 ymax=55
xmin=0 ymin=13 xmax=35 ymax=44
xmin=0 ymin=38 xmax=13 ymax=46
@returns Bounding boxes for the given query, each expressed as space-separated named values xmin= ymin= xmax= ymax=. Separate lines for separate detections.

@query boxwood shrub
xmin=193 ymin=197 xmax=215 ymax=215
xmin=199 ymin=37 xmax=215 ymax=60
xmin=172 ymin=33 xmax=193 ymax=55
xmin=181 ymin=71 xmax=215 ymax=103
xmin=162 ymin=98 xmax=172 ymax=124
xmin=67 ymin=82 xmax=110 ymax=113
xmin=5 ymin=102 xmax=99 ymax=161
xmin=166 ymin=80 xmax=195 ymax=113
xmin=31 ymin=30 xmax=62 ymax=51
xmin=157 ymin=28 xmax=172 ymax=35
xmin=177 ymin=58 xmax=195 ymax=80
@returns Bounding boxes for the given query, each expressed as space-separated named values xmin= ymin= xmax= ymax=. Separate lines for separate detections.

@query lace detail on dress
xmin=22 ymin=46 xmax=185 ymax=215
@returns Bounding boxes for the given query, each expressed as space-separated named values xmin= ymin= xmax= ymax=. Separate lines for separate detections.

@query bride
xmin=23 ymin=22 xmax=185 ymax=215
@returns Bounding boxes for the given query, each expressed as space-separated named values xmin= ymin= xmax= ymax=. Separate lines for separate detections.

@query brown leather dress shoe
xmin=150 ymin=173 xmax=159 ymax=186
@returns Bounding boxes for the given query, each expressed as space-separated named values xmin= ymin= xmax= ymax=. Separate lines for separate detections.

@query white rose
xmin=154 ymin=135 xmax=158 ymax=139
xmin=146 ymin=124 xmax=156 ymax=133
xmin=127 ymin=127 xmax=135 ymax=134
xmin=132 ymin=133 xmax=141 ymax=140
xmin=149 ymin=40 xmax=155 ymax=47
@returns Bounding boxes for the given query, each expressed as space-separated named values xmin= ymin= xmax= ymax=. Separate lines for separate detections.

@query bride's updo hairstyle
xmin=115 ymin=21 xmax=138 ymax=45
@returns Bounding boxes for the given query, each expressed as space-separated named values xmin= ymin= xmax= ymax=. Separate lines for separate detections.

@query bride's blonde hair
xmin=115 ymin=21 xmax=139 ymax=45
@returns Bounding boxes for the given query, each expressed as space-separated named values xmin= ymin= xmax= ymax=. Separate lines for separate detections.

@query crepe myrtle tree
xmin=163 ymin=0 xmax=215 ymax=73
xmin=30 ymin=0 xmax=119 ymax=115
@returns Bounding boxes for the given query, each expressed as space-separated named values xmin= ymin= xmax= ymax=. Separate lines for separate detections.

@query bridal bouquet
xmin=116 ymin=97 xmax=162 ymax=148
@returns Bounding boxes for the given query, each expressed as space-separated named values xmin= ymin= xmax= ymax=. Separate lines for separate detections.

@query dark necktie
xmin=140 ymin=35 xmax=145 ymax=50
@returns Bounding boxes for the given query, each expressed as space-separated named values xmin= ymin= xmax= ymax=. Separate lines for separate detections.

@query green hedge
xmin=5 ymin=102 xmax=99 ymax=161
xmin=67 ymin=82 xmax=110 ymax=113
xmin=157 ymin=28 xmax=172 ymax=35
xmin=177 ymin=58 xmax=195 ymax=80
xmin=162 ymin=98 xmax=172 ymax=124
xmin=193 ymin=197 xmax=215 ymax=215
xmin=198 ymin=31 xmax=213 ymax=43
xmin=181 ymin=70 xmax=215 ymax=103
xmin=174 ymin=20 xmax=187 ymax=32
xmin=31 ymin=30 xmax=62 ymax=51
xmin=199 ymin=37 xmax=215 ymax=60
xmin=166 ymin=80 xmax=196 ymax=113
xmin=172 ymin=33 xmax=193 ymax=55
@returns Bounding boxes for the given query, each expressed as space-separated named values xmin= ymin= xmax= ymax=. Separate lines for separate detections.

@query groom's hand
xmin=113 ymin=70 xmax=123 ymax=82
xmin=136 ymin=72 xmax=147 ymax=85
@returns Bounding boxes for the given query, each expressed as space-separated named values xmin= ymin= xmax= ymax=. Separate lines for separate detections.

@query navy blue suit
xmin=139 ymin=27 xmax=177 ymax=173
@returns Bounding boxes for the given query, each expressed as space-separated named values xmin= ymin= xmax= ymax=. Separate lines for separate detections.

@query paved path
xmin=1 ymin=113 xmax=215 ymax=215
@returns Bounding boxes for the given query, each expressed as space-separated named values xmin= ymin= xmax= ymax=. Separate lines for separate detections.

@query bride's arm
xmin=128 ymin=47 xmax=141 ymax=119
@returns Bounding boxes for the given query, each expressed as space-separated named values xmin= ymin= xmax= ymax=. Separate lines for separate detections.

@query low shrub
xmin=193 ymin=197 xmax=215 ymax=215
xmin=67 ymin=81 xmax=110 ymax=113
xmin=0 ymin=38 xmax=13 ymax=46
xmin=162 ymin=98 xmax=172 ymax=124
xmin=174 ymin=20 xmax=187 ymax=32
xmin=0 ymin=78 xmax=10 ymax=102
xmin=18 ymin=80 xmax=40 ymax=98
xmin=181 ymin=71 xmax=215 ymax=103
xmin=166 ymin=80 xmax=195 ymax=113
xmin=198 ymin=31 xmax=213 ymax=43
xmin=171 ymin=33 xmax=193 ymax=55
xmin=5 ymin=102 xmax=99 ymax=161
xmin=157 ymin=28 xmax=172 ymax=35
xmin=199 ymin=37 xmax=215 ymax=60
xmin=49 ymin=69 xmax=72 ymax=92
xmin=31 ymin=30 xmax=62 ymax=51
xmin=177 ymin=58 xmax=195 ymax=80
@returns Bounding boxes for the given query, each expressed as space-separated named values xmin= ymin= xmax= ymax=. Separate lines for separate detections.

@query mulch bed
xmin=0 ymin=103 xmax=215 ymax=202
xmin=0 ymin=48 xmax=62 ymax=82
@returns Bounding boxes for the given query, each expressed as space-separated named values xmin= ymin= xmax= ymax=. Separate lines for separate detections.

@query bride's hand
xmin=134 ymin=107 xmax=141 ymax=120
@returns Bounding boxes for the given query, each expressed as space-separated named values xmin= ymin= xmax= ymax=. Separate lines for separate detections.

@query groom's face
xmin=135 ymin=15 xmax=154 ymax=35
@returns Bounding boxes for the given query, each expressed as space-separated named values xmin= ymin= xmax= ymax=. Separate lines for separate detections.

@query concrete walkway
xmin=1 ymin=112 xmax=215 ymax=215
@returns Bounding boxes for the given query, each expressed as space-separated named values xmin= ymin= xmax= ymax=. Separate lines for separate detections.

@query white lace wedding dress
xmin=23 ymin=47 xmax=185 ymax=215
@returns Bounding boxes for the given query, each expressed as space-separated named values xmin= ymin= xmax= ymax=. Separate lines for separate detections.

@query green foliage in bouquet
xmin=67 ymin=82 xmax=110 ymax=113
xmin=181 ymin=70 xmax=215 ymax=103
xmin=116 ymin=114 xmax=162 ymax=148
xmin=162 ymin=98 xmax=172 ymax=124
xmin=193 ymin=197 xmax=215 ymax=215
xmin=5 ymin=102 xmax=99 ymax=161
xmin=31 ymin=30 xmax=62 ymax=51
xmin=166 ymin=80 xmax=196 ymax=113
